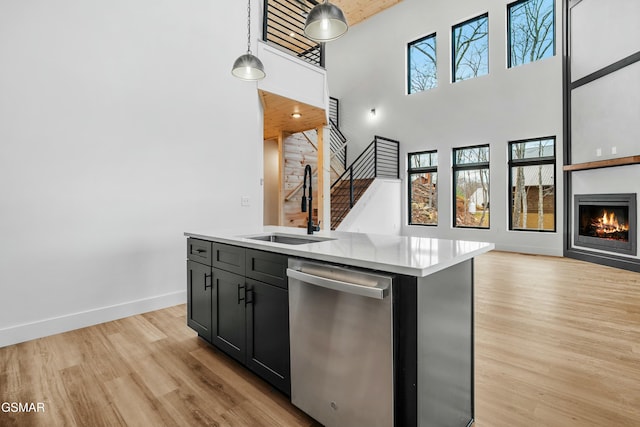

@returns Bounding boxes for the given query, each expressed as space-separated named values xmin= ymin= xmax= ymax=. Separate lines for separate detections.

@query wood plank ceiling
xmin=334 ymin=0 xmax=402 ymax=26
xmin=262 ymin=0 xmax=402 ymax=140
xmin=260 ymin=91 xmax=327 ymax=140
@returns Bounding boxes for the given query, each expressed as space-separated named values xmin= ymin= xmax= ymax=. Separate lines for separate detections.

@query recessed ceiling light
xmin=291 ymin=112 xmax=302 ymax=119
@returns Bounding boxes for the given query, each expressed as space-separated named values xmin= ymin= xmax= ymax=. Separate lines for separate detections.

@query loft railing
xmin=328 ymin=97 xmax=346 ymax=170
xmin=263 ymin=0 xmax=324 ymax=67
xmin=329 ymin=118 xmax=347 ymax=171
xmin=330 ymin=136 xmax=400 ymax=229
xmin=329 ymin=96 xmax=339 ymax=124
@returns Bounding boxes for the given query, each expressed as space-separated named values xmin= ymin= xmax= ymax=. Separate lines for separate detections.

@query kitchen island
xmin=184 ymin=226 xmax=493 ymax=427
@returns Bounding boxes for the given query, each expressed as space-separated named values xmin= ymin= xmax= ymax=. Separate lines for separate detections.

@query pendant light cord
xmin=246 ymin=0 xmax=252 ymax=54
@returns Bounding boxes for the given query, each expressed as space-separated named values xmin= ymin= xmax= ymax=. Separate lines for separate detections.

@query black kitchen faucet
xmin=301 ymin=164 xmax=320 ymax=235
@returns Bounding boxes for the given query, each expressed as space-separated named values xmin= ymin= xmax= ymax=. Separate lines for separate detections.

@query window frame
xmin=407 ymin=32 xmax=438 ymax=95
xmin=451 ymin=13 xmax=490 ymax=83
xmin=508 ymin=136 xmax=557 ymax=232
xmin=452 ymin=144 xmax=490 ymax=229
xmin=507 ymin=0 xmax=556 ymax=68
xmin=407 ymin=150 xmax=438 ymax=226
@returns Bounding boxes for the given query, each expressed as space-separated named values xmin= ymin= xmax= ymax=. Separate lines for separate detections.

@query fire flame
xmin=591 ymin=210 xmax=629 ymax=235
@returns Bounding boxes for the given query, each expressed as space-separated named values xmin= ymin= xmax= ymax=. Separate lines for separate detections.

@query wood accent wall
xmin=283 ymin=131 xmax=319 ymax=228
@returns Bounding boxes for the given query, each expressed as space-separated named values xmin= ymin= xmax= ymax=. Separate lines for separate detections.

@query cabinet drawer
xmin=187 ymin=238 xmax=212 ymax=265
xmin=246 ymin=249 xmax=288 ymax=289
xmin=212 ymin=243 xmax=246 ymax=275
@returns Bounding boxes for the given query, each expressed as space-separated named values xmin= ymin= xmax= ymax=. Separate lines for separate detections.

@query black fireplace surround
xmin=574 ymin=193 xmax=637 ymax=256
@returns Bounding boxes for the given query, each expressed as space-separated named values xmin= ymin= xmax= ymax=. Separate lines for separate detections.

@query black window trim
xmin=507 ymin=0 xmax=556 ymax=69
xmin=408 ymin=150 xmax=438 ymax=226
xmin=452 ymin=144 xmax=491 ymax=229
xmin=451 ymin=12 xmax=490 ymax=83
xmin=407 ymin=32 xmax=437 ymax=95
xmin=507 ymin=135 xmax=557 ymax=233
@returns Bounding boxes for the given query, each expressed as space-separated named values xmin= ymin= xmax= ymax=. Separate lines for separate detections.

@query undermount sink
xmin=243 ymin=233 xmax=335 ymax=245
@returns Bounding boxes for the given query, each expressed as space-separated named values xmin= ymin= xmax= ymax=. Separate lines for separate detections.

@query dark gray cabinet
xmin=211 ymin=268 xmax=246 ymax=364
xmin=187 ymin=239 xmax=213 ymax=341
xmin=187 ymin=240 xmax=290 ymax=395
xmin=246 ymin=248 xmax=288 ymax=288
xmin=246 ymin=277 xmax=290 ymax=395
xmin=212 ymin=242 xmax=245 ymax=275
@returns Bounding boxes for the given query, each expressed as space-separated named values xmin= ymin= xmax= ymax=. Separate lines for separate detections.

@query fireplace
xmin=574 ymin=193 xmax=637 ymax=256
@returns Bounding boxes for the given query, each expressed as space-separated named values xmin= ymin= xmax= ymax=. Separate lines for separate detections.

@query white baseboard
xmin=494 ymin=243 xmax=563 ymax=257
xmin=0 ymin=290 xmax=186 ymax=348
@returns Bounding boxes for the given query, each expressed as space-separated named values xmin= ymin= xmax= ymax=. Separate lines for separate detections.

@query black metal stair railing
xmin=263 ymin=0 xmax=324 ymax=67
xmin=330 ymin=136 xmax=400 ymax=229
xmin=328 ymin=97 xmax=346 ymax=170
xmin=329 ymin=118 xmax=347 ymax=170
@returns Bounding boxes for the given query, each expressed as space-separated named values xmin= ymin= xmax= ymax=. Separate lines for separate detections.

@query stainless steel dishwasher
xmin=287 ymin=258 xmax=394 ymax=427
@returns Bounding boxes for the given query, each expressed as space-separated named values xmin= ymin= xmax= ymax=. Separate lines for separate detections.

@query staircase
xmin=330 ymin=136 xmax=400 ymax=230
xmin=281 ymin=97 xmax=399 ymax=230
xmin=330 ymin=178 xmax=374 ymax=228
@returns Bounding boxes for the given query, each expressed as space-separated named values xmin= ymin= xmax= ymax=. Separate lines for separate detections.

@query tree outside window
xmin=509 ymin=137 xmax=555 ymax=231
xmin=408 ymin=33 xmax=437 ymax=94
xmin=453 ymin=145 xmax=490 ymax=228
xmin=508 ymin=0 xmax=555 ymax=68
xmin=408 ymin=151 xmax=438 ymax=225
xmin=452 ymin=14 xmax=489 ymax=82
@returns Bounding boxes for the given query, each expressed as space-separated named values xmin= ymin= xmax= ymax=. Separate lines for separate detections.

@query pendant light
xmin=232 ymin=0 xmax=265 ymax=81
xmin=304 ymin=0 xmax=348 ymax=42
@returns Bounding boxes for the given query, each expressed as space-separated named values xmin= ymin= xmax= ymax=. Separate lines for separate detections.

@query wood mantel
xmin=563 ymin=155 xmax=640 ymax=172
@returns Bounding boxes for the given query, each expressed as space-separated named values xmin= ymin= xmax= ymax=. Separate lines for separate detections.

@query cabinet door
xmin=187 ymin=260 xmax=212 ymax=341
xmin=245 ymin=277 xmax=291 ymax=396
xmin=211 ymin=268 xmax=246 ymax=363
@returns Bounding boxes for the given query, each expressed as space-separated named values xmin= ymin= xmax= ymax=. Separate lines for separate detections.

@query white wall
xmin=257 ymin=42 xmax=329 ymax=111
xmin=570 ymin=0 xmax=640 ymax=81
xmin=326 ymin=0 xmax=564 ymax=255
xmin=569 ymin=0 xmax=640 ymax=164
xmin=0 ymin=0 xmax=265 ymax=346
xmin=337 ymin=179 xmax=402 ymax=235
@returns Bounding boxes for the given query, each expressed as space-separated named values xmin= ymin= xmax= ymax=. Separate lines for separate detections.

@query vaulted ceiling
xmin=333 ymin=0 xmax=402 ymax=26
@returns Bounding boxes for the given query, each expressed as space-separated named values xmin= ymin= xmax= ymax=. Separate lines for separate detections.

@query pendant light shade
xmin=232 ymin=53 xmax=266 ymax=80
xmin=304 ymin=0 xmax=348 ymax=42
xmin=232 ymin=0 xmax=265 ymax=81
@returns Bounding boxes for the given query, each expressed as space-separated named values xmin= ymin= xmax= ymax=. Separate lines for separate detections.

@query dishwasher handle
xmin=287 ymin=268 xmax=389 ymax=299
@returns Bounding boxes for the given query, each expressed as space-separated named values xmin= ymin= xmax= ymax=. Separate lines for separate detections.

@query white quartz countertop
xmin=185 ymin=226 xmax=494 ymax=277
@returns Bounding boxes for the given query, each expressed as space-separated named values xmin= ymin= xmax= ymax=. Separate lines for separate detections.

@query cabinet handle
xmin=204 ymin=273 xmax=212 ymax=290
xmin=192 ymin=248 xmax=206 ymax=254
xmin=237 ymin=284 xmax=246 ymax=304
xmin=245 ymin=287 xmax=254 ymax=305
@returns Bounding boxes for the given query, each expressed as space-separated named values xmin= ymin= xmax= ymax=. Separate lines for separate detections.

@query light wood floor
xmin=1 ymin=251 xmax=639 ymax=426
xmin=474 ymin=251 xmax=640 ymax=426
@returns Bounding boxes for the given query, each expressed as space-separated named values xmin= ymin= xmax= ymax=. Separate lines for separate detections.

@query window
xmin=452 ymin=14 xmax=489 ymax=82
xmin=508 ymin=0 xmax=555 ymax=68
xmin=509 ymin=137 xmax=555 ymax=231
xmin=453 ymin=145 xmax=490 ymax=228
xmin=408 ymin=151 xmax=438 ymax=225
xmin=408 ymin=33 xmax=437 ymax=94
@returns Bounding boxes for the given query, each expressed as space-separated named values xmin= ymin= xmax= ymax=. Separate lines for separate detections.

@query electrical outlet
xmin=612 ymin=146 xmax=617 ymax=155
xmin=596 ymin=148 xmax=602 ymax=157
xmin=241 ymin=197 xmax=250 ymax=207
